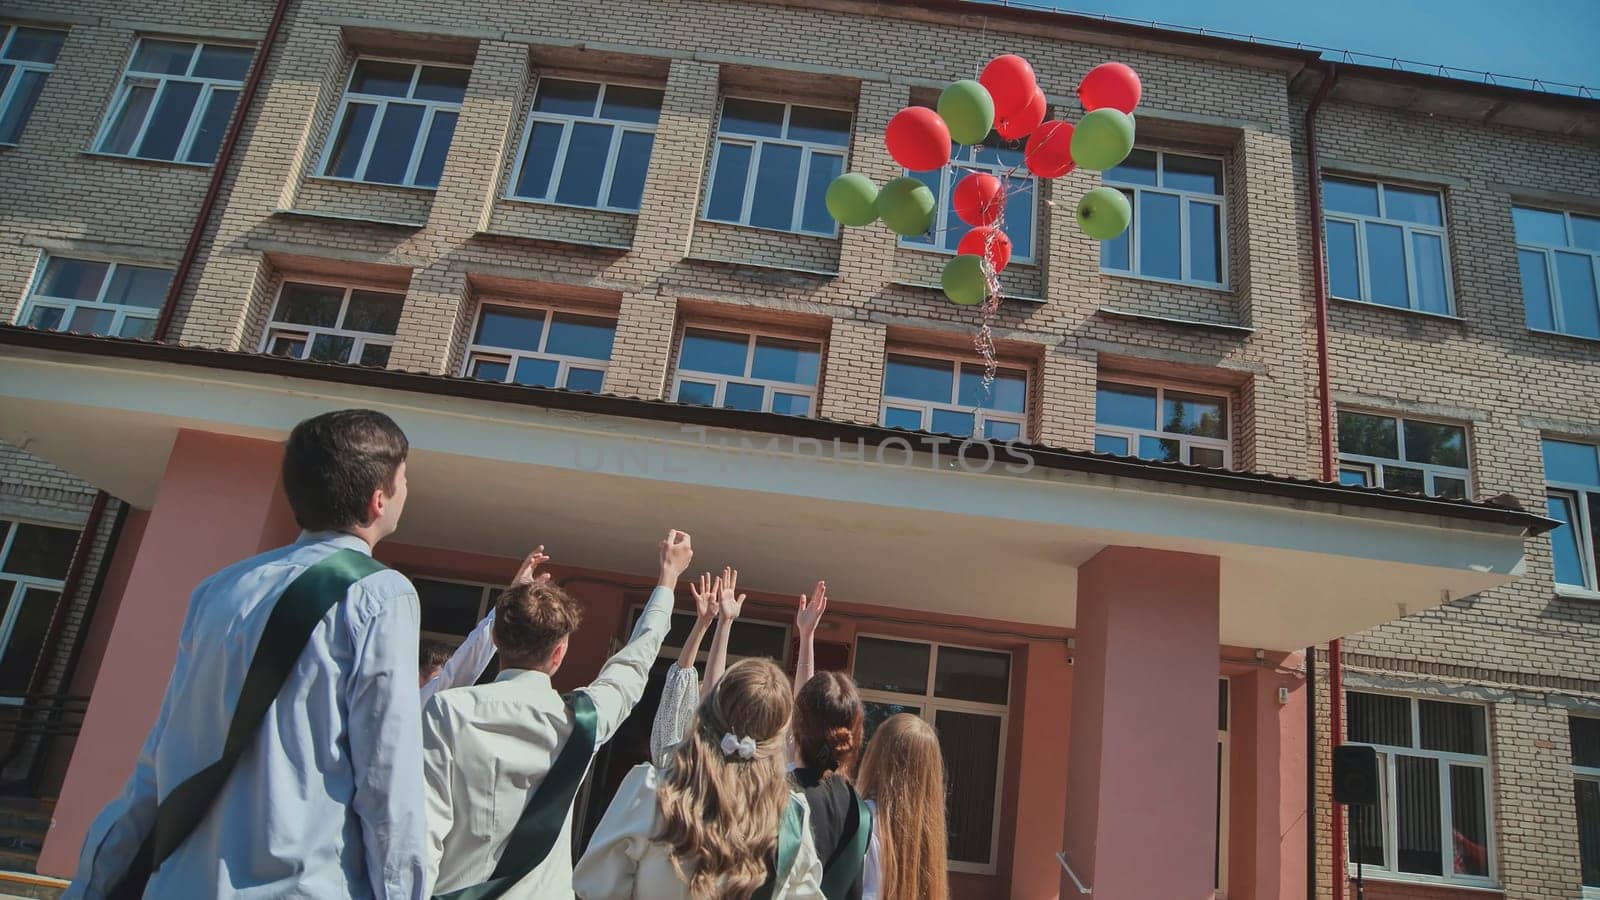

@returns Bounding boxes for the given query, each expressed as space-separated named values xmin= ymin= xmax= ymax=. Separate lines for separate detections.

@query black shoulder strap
xmin=753 ymin=796 xmax=806 ymax=900
xmin=820 ymin=783 xmax=871 ymax=899
xmin=109 ymin=548 xmax=387 ymax=900
xmin=434 ymin=691 xmax=599 ymax=900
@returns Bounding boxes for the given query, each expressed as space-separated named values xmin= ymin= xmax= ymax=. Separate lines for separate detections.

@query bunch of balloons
xmin=825 ymin=57 xmax=1143 ymax=306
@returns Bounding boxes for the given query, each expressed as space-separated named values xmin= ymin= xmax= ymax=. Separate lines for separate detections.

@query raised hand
xmin=718 ymin=566 xmax=746 ymax=621
xmin=689 ymin=572 xmax=721 ymax=627
xmin=512 ymin=546 xmax=552 ymax=586
xmin=658 ymin=529 xmax=693 ymax=587
xmin=795 ymin=580 xmax=827 ymax=638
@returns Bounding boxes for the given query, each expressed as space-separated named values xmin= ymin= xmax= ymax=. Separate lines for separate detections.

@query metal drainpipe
xmin=151 ymin=0 xmax=294 ymax=342
xmin=1304 ymin=60 xmax=1343 ymax=900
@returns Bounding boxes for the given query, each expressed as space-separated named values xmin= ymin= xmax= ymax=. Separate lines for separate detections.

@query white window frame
xmin=0 ymin=24 xmax=66 ymax=146
xmin=507 ymin=76 xmax=661 ymax=213
xmin=701 ymin=96 xmax=849 ymax=238
xmin=0 ymin=518 xmax=77 ymax=705
xmin=1337 ymin=411 xmax=1472 ymax=499
xmin=15 ymin=254 xmax=170 ymax=339
xmin=1101 ymin=149 xmax=1228 ymax=289
xmin=899 ymin=143 xmax=1039 ymax=265
xmin=460 ymin=301 xmax=615 ymax=390
xmin=258 ymin=278 xmax=403 ymax=367
xmin=1514 ymin=205 xmax=1600 ymax=340
xmin=1344 ymin=690 xmax=1497 ymax=889
xmin=407 ymin=574 xmax=498 ymax=646
xmin=1324 ymin=176 xmax=1455 ymax=314
xmin=1094 ymin=378 xmax=1232 ymax=468
xmin=1545 ymin=439 xmax=1600 ymax=593
xmin=1574 ymin=715 xmax=1600 ymax=899
xmin=879 ymin=351 xmax=1029 ymax=441
xmin=317 ymin=56 xmax=468 ymax=189
xmin=670 ymin=326 xmax=821 ymax=416
xmin=854 ymin=633 xmax=1010 ymax=875
xmin=93 ymin=36 xmax=251 ymax=165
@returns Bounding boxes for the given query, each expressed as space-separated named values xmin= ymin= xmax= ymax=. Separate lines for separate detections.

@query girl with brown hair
xmin=855 ymin=714 xmax=949 ymax=900
xmin=574 ymin=657 xmax=823 ymax=899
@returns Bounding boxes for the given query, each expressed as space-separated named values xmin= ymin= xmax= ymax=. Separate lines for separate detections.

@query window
xmin=901 ymin=132 xmax=1036 ymax=263
xmin=0 ymin=25 xmax=65 ymax=145
xmin=1573 ymin=717 xmax=1600 ymax=896
xmin=320 ymin=59 xmax=467 ymax=188
xmin=462 ymin=303 xmax=614 ymax=392
xmin=1323 ymin=177 xmax=1453 ymax=314
xmin=1544 ymin=438 xmax=1600 ymax=592
xmin=634 ymin=605 xmax=789 ymax=663
xmin=412 ymin=576 xmax=499 ymax=645
xmin=880 ymin=354 xmax=1027 ymax=441
xmin=1094 ymin=381 xmax=1229 ymax=468
xmin=1345 ymin=691 xmax=1493 ymax=886
xmin=95 ymin=38 xmax=250 ymax=164
xmin=1514 ymin=206 xmax=1600 ymax=340
xmin=1101 ymin=150 xmax=1226 ymax=287
xmin=17 ymin=256 xmax=172 ymax=339
xmin=510 ymin=78 xmax=662 ymax=213
xmin=1337 ymin=411 xmax=1469 ymax=499
xmin=703 ymin=97 xmax=849 ymax=236
xmin=672 ymin=328 xmax=820 ymax=415
xmin=1217 ymin=678 xmax=1230 ymax=895
xmin=0 ymin=519 xmax=78 ymax=699
xmin=261 ymin=281 xmax=404 ymax=367
xmin=854 ymin=636 xmax=1009 ymax=873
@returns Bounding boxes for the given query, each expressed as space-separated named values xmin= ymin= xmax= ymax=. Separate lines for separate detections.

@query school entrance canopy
xmin=0 ymin=327 xmax=1555 ymax=899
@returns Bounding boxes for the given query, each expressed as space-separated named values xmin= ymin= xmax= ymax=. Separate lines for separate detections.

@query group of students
xmin=61 ymin=408 xmax=950 ymax=900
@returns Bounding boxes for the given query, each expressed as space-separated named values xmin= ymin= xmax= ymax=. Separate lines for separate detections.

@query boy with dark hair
xmin=422 ymin=530 xmax=694 ymax=898
xmin=67 ymin=409 xmax=428 ymax=899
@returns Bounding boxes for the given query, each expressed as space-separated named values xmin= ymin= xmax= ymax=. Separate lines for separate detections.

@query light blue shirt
xmin=65 ymin=532 xmax=428 ymax=900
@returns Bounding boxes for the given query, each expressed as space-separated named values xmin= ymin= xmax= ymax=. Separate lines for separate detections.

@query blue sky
xmin=991 ymin=0 xmax=1600 ymax=92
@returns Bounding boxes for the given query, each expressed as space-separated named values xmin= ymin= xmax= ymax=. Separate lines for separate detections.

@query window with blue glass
xmin=463 ymin=303 xmax=614 ymax=392
xmin=0 ymin=25 xmax=66 ymax=146
xmin=1094 ymin=381 xmax=1229 ymax=468
xmin=1323 ymin=176 xmax=1453 ymax=315
xmin=509 ymin=78 xmax=662 ymax=213
xmin=900 ymin=132 xmax=1036 ymax=263
xmin=672 ymin=328 xmax=820 ymax=415
xmin=320 ymin=59 xmax=468 ymax=188
xmin=1337 ymin=411 xmax=1469 ymax=499
xmin=1514 ymin=206 xmax=1600 ymax=341
xmin=17 ymin=255 xmax=171 ymax=340
xmin=262 ymin=281 xmax=403 ymax=368
xmin=1544 ymin=438 xmax=1600 ymax=591
xmin=1100 ymin=150 xmax=1225 ymax=287
xmin=879 ymin=354 xmax=1027 ymax=441
xmin=96 ymin=37 xmax=252 ymax=164
xmin=702 ymin=98 xmax=850 ymax=236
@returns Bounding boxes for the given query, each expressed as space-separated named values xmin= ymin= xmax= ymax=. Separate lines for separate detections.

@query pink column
xmin=1010 ymin=640 xmax=1074 ymax=897
xmin=1061 ymin=547 xmax=1220 ymax=900
xmin=1227 ymin=664 xmax=1309 ymax=900
xmin=39 ymin=430 xmax=297 ymax=876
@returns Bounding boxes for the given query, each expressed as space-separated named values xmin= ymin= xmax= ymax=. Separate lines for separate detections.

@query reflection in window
xmin=95 ymin=38 xmax=251 ymax=164
xmin=1544 ymin=438 xmax=1600 ymax=591
xmin=0 ymin=519 xmax=79 ymax=696
xmin=1323 ymin=177 xmax=1453 ymax=314
xmin=510 ymin=79 xmax=662 ymax=212
xmin=880 ymin=354 xmax=1026 ymax=441
xmin=462 ymin=303 xmax=615 ymax=392
xmin=0 ymin=25 xmax=66 ymax=145
xmin=1094 ymin=381 xmax=1229 ymax=468
xmin=17 ymin=256 xmax=172 ymax=340
xmin=262 ymin=281 xmax=404 ymax=367
xmin=1514 ymin=206 xmax=1600 ymax=340
xmin=1337 ymin=411 xmax=1469 ymax=499
xmin=321 ymin=59 xmax=468 ymax=188
xmin=703 ymin=98 xmax=849 ymax=236
xmin=1101 ymin=150 xmax=1226 ymax=287
xmin=671 ymin=328 xmax=820 ymax=415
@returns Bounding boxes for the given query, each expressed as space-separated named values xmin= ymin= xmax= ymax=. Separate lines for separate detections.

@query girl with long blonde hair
xmin=855 ymin=714 xmax=949 ymax=900
xmin=574 ymin=658 xmax=823 ymax=899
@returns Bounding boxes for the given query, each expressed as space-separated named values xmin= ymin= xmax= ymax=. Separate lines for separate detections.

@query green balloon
xmin=937 ymin=79 xmax=995 ymax=146
xmin=826 ymin=173 xmax=879 ymax=227
xmin=941 ymin=254 xmax=991 ymax=306
xmin=1070 ymin=108 xmax=1136 ymax=172
xmin=876 ymin=176 xmax=937 ymax=237
xmin=1076 ymin=186 xmax=1133 ymax=240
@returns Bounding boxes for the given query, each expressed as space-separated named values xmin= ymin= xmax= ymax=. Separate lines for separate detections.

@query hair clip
xmin=719 ymin=732 xmax=757 ymax=760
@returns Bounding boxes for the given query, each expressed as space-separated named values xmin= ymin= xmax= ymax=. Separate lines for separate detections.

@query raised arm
xmin=704 ymin=566 xmax=745 ymax=695
xmin=793 ymin=580 xmax=827 ymax=696
xmin=649 ymin=572 xmax=718 ymax=766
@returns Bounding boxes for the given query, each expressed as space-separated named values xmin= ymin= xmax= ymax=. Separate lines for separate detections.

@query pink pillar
xmin=1227 ymin=665 xmax=1308 ymax=900
xmin=1061 ymin=547 xmax=1220 ymax=900
xmin=1010 ymin=640 xmax=1074 ymax=898
xmin=39 ymin=430 xmax=297 ymax=876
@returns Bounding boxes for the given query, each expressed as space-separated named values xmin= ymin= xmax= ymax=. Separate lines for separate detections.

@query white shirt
xmin=422 ymin=585 xmax=674 ymax=899
xmin=419 ymin=609 xmax=497 ymax=705
xmin=572 ymin=763 xmax=824 ymax=900
xmin=861 ymin=799 xmax=882 ymax=900
xmin=65 ymin=532 xmax=427 ymax=900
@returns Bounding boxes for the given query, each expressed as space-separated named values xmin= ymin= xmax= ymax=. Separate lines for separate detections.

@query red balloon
xmin=958 ymin=226 xmax=1013 ymax=273
xmin=1078 ymin=62 xmax=1142 ymax=114
xmin=885 ymin=107 xmax=952 ymax=172
xmin=980 ymin=54 xmax=1038 ymax=119
xmin=1024 ymin=120 xmax=1076 ymax=178
xmin=952 ymin=172 xmax=1005 ymax=227
xmin=995 ymin=88 xmax=1046 ymax=141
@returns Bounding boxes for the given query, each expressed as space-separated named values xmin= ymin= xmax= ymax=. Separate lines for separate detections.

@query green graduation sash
xmin=819 ymin=785 xmax=872 ymax=900
xmin=109 ymin=548 xmax=388 ymax=900
xmin=434 ymin=691 xmax=598 ymax=900
xmin=753 ymin=796 xmax=807 ymax=900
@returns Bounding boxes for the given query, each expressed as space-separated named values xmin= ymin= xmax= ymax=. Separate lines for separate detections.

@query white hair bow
xmin=720 ymin=732 xmax=758 ymax=760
